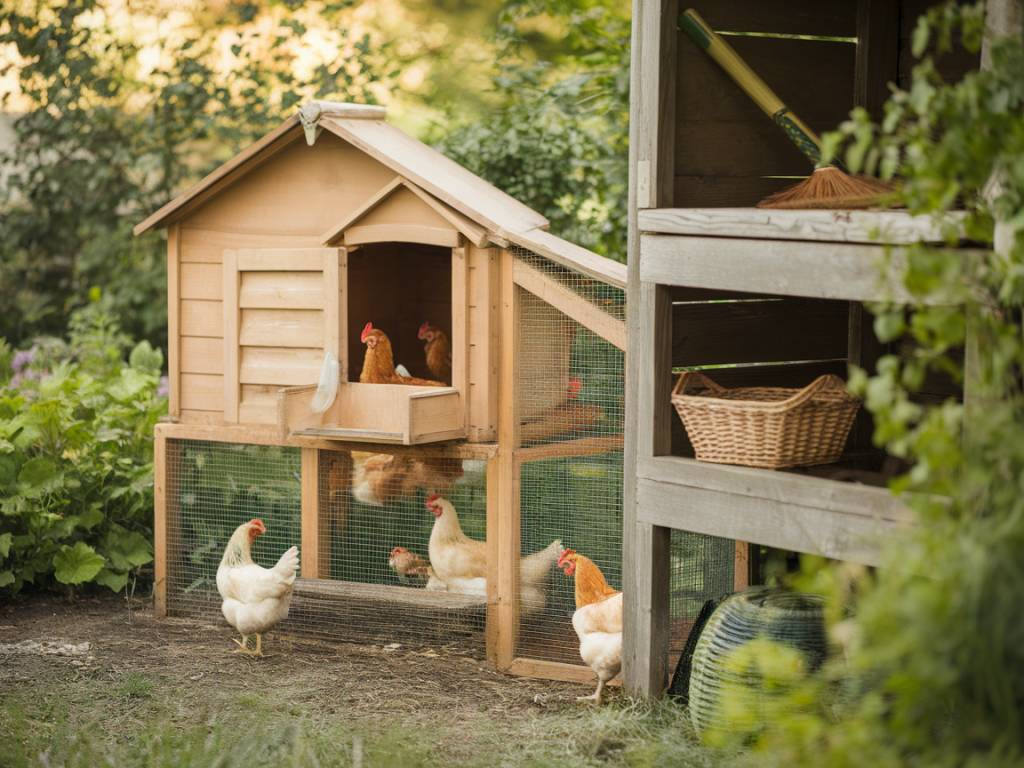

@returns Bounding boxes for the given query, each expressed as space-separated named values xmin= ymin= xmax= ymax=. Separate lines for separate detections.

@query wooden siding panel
xmin=239 ymin=308 xmax=324 ymax=348
xmin=180 ymin=373 xmax=224 ymax=411
xmin=180 ymin=300 xmax=224 ymax=337
xmin=240 ymin=346 xmax=322 ymax=385
xmin=180 ymin=337 xmax=224 ymax=375
xmin=239 ymin=271 xmax=324 ymax=309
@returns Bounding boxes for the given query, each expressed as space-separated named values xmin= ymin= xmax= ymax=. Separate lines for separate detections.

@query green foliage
xmin=736 ymin=4 xmax=1024 ymax=766
xmin=0 ymin=0 xmax=385 ymax=349
xmin=0 ymin=302 xmax=167 ymax=595
xmin=435 ymin=0 xmax=629 ymax=262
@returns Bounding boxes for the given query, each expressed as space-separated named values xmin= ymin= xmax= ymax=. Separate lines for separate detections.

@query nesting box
xmin=141 ymin=101 xmax=683 ymax=681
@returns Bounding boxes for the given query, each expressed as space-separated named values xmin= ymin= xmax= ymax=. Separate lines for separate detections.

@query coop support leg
xmin=300 ymin=448 xmax=328 ymax=579
xmin=623 ymin=521 xmax=671 ymax=697
xmin=153 ymin=430 xmax=169 ymax=618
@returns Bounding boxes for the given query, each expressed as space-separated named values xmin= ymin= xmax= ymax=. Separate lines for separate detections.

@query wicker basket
xmin=671 ymin=371 xmax=860 ymax=469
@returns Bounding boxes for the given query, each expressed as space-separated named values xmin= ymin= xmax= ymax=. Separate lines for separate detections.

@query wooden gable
xmin=321 ymin=177 xmax=489 ymax=248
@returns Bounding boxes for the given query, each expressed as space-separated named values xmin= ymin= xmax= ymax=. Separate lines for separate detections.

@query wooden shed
xmin=139 ymin=101 xmax=657 ymax=682
xmin=624 ymin=0 xmax=978 ymax=697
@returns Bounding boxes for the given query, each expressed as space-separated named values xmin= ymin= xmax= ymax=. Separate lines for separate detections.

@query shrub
xmin=0 ymin=301 xmax=166 ymax=595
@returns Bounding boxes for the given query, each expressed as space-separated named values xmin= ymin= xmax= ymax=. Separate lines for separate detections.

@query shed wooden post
xmin=494 ymin=248 xmax=521 ymax=669
xmin=300 ymin=447 xmax=328 ymax=579
xmin=624 ymin=0 xmax=677 ymax=698
xmin=153 ymin=427 xmax=169 ymax=617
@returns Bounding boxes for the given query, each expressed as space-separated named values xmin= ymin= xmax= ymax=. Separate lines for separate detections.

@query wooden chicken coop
xmin=624 ymin=0 xmax=980 ymax=697
xmin=138 ymin=101 xmax=661 ymax=681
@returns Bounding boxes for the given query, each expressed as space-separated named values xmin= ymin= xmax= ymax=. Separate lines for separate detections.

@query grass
xmin=0 ymin=672 xmax=730 ymax=768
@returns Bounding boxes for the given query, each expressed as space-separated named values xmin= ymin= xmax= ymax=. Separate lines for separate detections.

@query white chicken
xmin=558 ymin=548 xmax=622 ymax=705
xmin=216 ymin=518 xmax=299 ymax=657
xmin=425 ymin=494 xmax=561 ymax=611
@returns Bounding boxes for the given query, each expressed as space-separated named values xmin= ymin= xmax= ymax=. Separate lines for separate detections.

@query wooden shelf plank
xmin=642 ymin=233 xmax=946 ymax=304
xmin=639 ymin=207 xmax=965 ymax=245
xmin=639 ymin=454 xmax=911 ymax=521
xmin=635 ymin=455 xmax=914 ymax=566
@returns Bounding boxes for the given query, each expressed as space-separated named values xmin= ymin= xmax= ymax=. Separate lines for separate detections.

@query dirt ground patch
xmin=0 ymin=594 xmax=717 ymax=768
xmin=0 ymin=592 xmax=586 ymax=720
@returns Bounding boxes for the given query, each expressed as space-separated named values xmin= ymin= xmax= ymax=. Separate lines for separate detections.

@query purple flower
xmin=157 ymin=375 xmax=169 ymax=398
xmin=11 ymin=347 xmax=35 ymax=373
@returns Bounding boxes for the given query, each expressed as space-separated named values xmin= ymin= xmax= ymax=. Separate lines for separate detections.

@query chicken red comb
xmin=567 ymin=378 xmax=582 ymax=400
xmin=360 ymin=322 xmax=374 ymax=342
xmin=417 ymin=320 xmax=431 ymax=339
xmin=425 ymin=493 xmax=441 ymax=507
xmin=557 ymin=548 xmax=576 ymax=567
xmin=389 ymin=546 xmax=407 ymax=556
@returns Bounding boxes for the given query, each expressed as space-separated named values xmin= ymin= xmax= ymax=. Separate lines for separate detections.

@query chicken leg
xmin=577 ymin=678 xmax=606 ymax=705
xmin=231 ymin=635 xmax=262 ymax=657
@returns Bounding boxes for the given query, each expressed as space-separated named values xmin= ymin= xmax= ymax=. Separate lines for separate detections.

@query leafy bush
xmin=435 ymin=0 xmax=629 ymax=262
xmin=0 ymin=301 xmax=167 ymax=595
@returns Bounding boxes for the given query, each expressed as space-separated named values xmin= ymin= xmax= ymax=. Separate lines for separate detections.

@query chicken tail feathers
xmin=519 ymin=539 xmax=562 ymax=589
xmin=273 ymin=546 xmax=300 ymax=584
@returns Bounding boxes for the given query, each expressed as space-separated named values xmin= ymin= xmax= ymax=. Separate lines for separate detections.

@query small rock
xmin=382 ymin=643 xmax=401 ymax=652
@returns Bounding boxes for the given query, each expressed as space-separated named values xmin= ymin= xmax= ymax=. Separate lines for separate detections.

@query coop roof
xmin=133 ymin=102 xmax=625 ymax=289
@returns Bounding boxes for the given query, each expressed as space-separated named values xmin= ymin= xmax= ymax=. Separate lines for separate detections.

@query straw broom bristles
xmin=757 ymin=167 xmax=896 ymax=209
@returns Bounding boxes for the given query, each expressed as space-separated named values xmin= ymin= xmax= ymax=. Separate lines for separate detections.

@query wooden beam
xmin=452 ymin=245 xmax=470 ymax=428
xmin=512 ymin=259 xmax=626 ymax=350
xmin=153 ymin=432 xmax=169 ymax=617
xmin=513 ymin=434 xmax=624 ymax=463
xmin=167 ymin=224 xmax=181 ymax=420
xmin=636 ymin=476 xmax=900 ymax=567
xmin=154 ymin=419 xmax=498 ymax=458
xmin=505 ymin=228 xmax=627 ymax=290
xmin=495 ymin=249 xmax=521 ymax=669
xmin=624 ymin=520 xmax=672 ymax=696
xmin=733 ymin=542 xmax=751 ymax=591
xmin=300 ymin=447 xmax=328 ymax=579
xmin=485 ymin=456 xmax=500 ymax=666
xmin=641 ymin=234 xmax=981 ymax=304
xmin=505 ymin=657 xmax=611 ymax=685
xmin=639 ymin=454 xmax=911 ymax=521
xmin=638 ymin=207 xmax=963 ymax=245
xmin=624 ymin=0 xmax=677 ymax=700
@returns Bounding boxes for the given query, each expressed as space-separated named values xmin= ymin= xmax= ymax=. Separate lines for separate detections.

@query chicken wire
xmin=513 ymin=247 xmax=735 ymax=672
xmin=317 ymin=447 xmax=487 ymax=652
xmin=164 ymin=440 xmax=302 ymax=620
xmin=164 ymin=439 xmax=487 ymax=655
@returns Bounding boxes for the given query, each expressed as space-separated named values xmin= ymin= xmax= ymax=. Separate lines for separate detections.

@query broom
xmin=679 ymin=9 xmax=894 ymax=210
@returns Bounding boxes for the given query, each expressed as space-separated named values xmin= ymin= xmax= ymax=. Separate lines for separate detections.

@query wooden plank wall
xmin=668 ymin=288 xmax=854 ymax=457
xmin=177 ymin=228 xmax=324 ymax=423
xmin=674 ymin=0 xmax=859 ymax=207
xmin=673 ymin=0 xmax=979 ymax=208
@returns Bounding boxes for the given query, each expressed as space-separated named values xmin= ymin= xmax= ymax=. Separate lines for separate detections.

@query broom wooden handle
xmin=680 ymin=9 xmax=823 ymax=166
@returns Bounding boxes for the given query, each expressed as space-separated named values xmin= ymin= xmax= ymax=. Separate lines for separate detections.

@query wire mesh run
xmin=518 ymin=451 xmax=623 ymax=664
xmin=165 ymin=439 xmax=487 ymax=655
xmin=165 ymin=440 xmax=302 ymax=619
xmin=315 ymin=447 xmax=487 ymax=652
xmin=667 ymin=531 xmax=735 ymax=666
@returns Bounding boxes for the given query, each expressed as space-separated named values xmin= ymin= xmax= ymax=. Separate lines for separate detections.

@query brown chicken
xmin=388 ymin=546 xmax=434 ymax=581
xmin=352 ymin=452 xmax=463 ymax=506
xmin=359 ymin=322 xmax=446 ymax=386
xmin=418 ymin=321 xmax=452 ymax=383
xmin=559 ymin=549 xmax=622 ymax=705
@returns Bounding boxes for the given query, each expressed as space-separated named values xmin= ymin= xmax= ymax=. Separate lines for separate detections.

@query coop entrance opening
xmin=347 ymin=243 xmax=453 ymax=384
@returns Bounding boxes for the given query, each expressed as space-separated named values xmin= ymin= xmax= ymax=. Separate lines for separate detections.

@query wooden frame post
xmin=493 ymin=248 xmax=521 ymax=670
xmin=624 ymin=0 xmax=678 ymax=698
xmin=154 ymin=428 xmax=169 ymax=617
xmin=166 ymin=224 xmax=181 ymax=420
xmin=300 ymin=447 xmax=328 ymax=578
